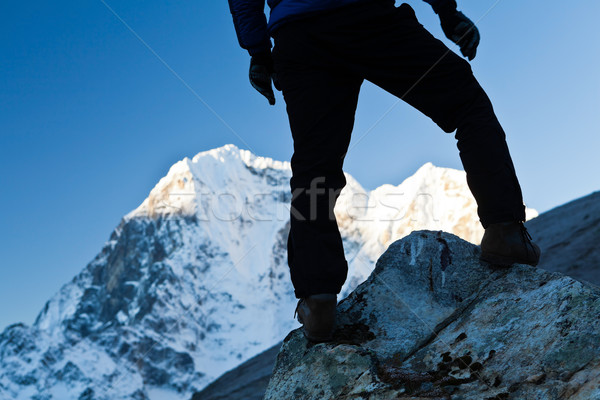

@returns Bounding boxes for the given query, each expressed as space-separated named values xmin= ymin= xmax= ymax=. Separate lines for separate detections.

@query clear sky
xmin=1 ymin=0 xmax=599 ymax=331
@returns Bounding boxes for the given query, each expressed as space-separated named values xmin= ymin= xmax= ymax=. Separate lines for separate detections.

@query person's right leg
xmin=343 ymin=2 xmax=526 ymax=227
xmin=313 ymin=1 xmax=539 ymax=265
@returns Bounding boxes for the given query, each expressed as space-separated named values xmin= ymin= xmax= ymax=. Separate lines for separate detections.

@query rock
xmin=527 ymin=190 xmax=600 ymax=286
xmin=264 ymin=231 xmax=600 ymax=400
xmin=191 ymin=343 xmax=280 ymax=400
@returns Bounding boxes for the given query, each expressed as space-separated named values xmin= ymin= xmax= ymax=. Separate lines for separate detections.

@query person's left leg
xmin=272 ymin=20 xmax=364 ymax=299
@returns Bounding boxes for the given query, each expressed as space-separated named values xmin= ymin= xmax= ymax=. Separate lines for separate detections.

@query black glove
xmin=438 ymin=7 xmax=480 ymax=61
xmin=249 ymin=52 xmax=277 ymax=105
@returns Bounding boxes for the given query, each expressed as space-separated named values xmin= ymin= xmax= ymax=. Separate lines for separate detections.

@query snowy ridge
xmin=127 ymin=145 xmax=290 ymax=220
xmin=0 ymin=144 xmax=534 ymax=400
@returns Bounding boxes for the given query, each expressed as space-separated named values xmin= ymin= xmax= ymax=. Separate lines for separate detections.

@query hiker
xmin=227 ymin=0 xmax=541 ymax=342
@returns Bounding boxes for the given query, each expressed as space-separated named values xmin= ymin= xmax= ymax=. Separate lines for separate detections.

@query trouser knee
xmin=290 ymin=173 xmax=346 ymax=223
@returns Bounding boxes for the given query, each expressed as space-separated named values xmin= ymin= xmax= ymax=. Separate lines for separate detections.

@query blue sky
xmin=1 ymin=0 xmax=599 ymax=331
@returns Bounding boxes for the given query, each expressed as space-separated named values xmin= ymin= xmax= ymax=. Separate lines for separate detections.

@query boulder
xmin=264 ymin=231 xmax=600 ymax=400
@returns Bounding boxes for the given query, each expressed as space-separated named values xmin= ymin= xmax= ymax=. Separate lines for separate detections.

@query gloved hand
xmin=438 ymin=7 xmax=480 ymax=61
xmin=249 ymin=51 xmax=278 ymax=105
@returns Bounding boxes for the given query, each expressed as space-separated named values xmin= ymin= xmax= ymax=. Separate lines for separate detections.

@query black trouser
xmin=272 ymin=1 xmax=526 ymax=298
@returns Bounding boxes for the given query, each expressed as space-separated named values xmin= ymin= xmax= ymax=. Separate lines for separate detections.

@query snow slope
xmin=0 ymin=144 xmax=533 ymax=400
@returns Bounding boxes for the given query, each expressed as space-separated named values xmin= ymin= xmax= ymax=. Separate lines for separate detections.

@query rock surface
xmin=264 ymin=231 xmax=600 ymax=400
xmin=191 ymin=344 xmax=280 ymax=400
xmin=527 ymin=190 xmax=600 ymax=286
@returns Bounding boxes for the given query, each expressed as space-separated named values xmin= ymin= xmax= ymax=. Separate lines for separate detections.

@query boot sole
xmin=302 ymin=328 xmax=334 ymax=343
xmin=480 ymin=252 xmax=539 ymax=267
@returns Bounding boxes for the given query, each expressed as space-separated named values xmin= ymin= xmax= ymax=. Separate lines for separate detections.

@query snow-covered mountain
xmin=0 ymin=144 xmax=534 ymax=400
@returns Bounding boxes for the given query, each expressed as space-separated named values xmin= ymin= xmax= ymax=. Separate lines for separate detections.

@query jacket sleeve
xmin=422 ymin=0 xmax=457 ymax=14
xmin=228 ymin=0 xmax=272 ymax=56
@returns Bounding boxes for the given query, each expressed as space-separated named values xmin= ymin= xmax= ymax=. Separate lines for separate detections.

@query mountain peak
xmin=0 ymin=145 xmax=538 ymax=400
xmin=128 ymin=146 xmax=290 ymax=219
xmin=190 ymin=144 xmax=290 ymax=172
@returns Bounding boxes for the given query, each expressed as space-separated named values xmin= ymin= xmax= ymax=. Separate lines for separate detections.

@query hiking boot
xmin=294 ymin=294 xmax=337 ymax=343
xmin=480 ymin=221 xmax=541 ymax=267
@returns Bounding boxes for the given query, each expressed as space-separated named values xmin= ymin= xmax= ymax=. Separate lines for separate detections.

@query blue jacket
xmin=228 ymin=0 xmax=454 ymax=55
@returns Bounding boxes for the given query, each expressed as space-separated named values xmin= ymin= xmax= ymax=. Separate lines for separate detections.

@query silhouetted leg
xmin=326 ymin=2 xmax=526 ymax=227
xmin=272 ymin=25 xmax=363 ymax=298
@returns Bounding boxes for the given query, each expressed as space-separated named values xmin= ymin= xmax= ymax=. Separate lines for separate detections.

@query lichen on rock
xmin=264 ymin=231 xmax=600 ymax=400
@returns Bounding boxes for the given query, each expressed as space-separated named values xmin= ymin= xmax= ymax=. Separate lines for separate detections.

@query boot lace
xmin=520 ymin=222 xmax=533 ymax=241
xmin=519 ymin=222 xmax=536 ymax=256
xmin=294 ymin=299 xmax=304 ymax=320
